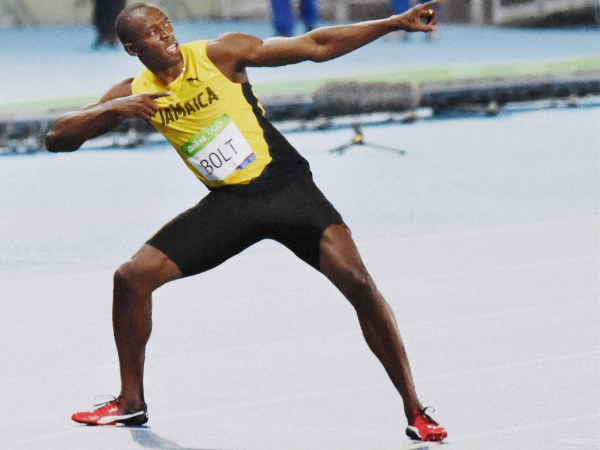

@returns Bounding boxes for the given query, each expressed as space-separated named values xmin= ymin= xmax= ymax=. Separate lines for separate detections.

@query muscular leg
xmin=319 ymin=224 xmax=423 ymax=421
xmin=112 ymin=244 xmax=182 ymax=410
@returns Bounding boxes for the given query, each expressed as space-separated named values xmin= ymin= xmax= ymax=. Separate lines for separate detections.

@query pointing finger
xmin=421 ymin=0 xmax=446 ymax=7
xmin=148 ymin=91 xmax=171 ymax=99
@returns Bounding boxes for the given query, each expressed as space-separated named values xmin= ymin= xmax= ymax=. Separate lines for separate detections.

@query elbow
xmin=309 ymin=45 xmax=337 ymax=63
xmin=308 ymin=46 xmax=329 ymax=63
xmin=44 ymin=132 xmax=60 ymax=152
xmin=44 ymin=131 xmax=62 ymax=152
xmin=310 ymin=54 xmax=328 ymax=63
xmin=44 ymin=131 xmax=79 ymax=153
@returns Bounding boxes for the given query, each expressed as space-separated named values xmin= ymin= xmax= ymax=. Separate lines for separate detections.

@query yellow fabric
xmin=131 ymin=40 xmax=271 ymax=187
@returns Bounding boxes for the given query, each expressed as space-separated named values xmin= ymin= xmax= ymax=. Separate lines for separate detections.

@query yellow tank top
xmin=131 ymin=40 xmax=306 ymax=188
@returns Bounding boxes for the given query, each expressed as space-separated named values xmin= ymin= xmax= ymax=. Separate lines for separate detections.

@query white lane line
xmin=1 ymin=299 xmax=596 ymax=383
xmin=5 ymin=360 xmax=598 ymax=445
xmin=151 ymin=351 xmax=598 ymax=418
xmin=416 ymin=350 xmax=599 ymax=381
xmin=153 ymin=258 xmax=598 ymax=316
xmin=4 ymin=427 xmax=108 ymax=446
xmin=390 ymin=256 xmax=599 ymax=283
xmin=449 ymin=413 xmax=600 ymax=442
xmin=362 ymin=216 xmax=599 ymax=244
xmin=401 ymin=298 xmax=599 ymax=328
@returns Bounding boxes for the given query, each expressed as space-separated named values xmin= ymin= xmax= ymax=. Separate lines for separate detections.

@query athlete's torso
xmin=131 ymin=40 xmax=308 ymax=188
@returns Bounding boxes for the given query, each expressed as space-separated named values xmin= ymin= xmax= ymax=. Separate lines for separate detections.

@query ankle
xmin=117 ymin=395 xmax=146 ymax=412
xmin=405 ymin=404 xmax=424 ymax=422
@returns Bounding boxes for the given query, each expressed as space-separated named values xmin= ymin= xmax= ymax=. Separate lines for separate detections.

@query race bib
xmin=181 ymin=115 xmax=256 ymax=181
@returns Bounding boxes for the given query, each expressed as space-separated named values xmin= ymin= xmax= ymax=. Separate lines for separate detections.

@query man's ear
xmin=123 ymin=43 xmax=138 ymax=56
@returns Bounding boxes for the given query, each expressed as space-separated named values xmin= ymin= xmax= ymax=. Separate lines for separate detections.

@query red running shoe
xmin=71 ymin=397 xmax=148 ymax=426
xmin=406 ymin=407 xmax=447 ymax=442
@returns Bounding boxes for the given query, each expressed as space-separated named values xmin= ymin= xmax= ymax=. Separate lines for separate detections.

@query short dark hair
xmin=115 ymin=3 xmax=153 ymax=44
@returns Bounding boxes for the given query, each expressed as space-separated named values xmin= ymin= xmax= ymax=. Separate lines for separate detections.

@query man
xmin=45 ymin=1 xmax=447 ymax=442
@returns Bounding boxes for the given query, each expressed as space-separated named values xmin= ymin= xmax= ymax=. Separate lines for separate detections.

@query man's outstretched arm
xmin=208 ymin=0 xmax=443 ymax=77
xmin=45 ymin=79 xmax=167 ymax=152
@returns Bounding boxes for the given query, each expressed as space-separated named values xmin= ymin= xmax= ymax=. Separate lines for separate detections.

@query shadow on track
xmin=129 ymin=427 xmax=241 ymax=450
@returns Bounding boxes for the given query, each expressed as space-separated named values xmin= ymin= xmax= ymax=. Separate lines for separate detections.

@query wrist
xmin=101 ymin=98 xmax=122 ymax=117
xmin=386 ymin=14 xmax=409 ymax=32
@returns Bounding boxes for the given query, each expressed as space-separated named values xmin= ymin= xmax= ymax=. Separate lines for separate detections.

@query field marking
xmin=449 ymin=413 xmax=600 ymax=442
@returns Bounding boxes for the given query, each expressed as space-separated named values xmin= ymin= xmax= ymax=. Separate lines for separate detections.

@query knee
xmin=113 ymin=261 xmax=152 ymax=299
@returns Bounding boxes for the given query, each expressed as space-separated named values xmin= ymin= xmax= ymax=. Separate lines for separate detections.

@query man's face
xmin=126 ymin=6 xmax=182 ymax=70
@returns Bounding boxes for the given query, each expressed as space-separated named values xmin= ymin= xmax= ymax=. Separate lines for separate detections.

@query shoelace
xmin=93 ymin=395 xmax=117 ymax=409
xmin=416 ymin=406 xmax=440 ymax=425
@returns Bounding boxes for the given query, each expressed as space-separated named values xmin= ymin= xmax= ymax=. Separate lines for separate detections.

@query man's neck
xmin=151 ymin=59 xmax=185 ymax=86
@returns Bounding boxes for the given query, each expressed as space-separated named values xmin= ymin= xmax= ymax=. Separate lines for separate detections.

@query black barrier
xmin=1 ymin=71 xmax=599 ymax=154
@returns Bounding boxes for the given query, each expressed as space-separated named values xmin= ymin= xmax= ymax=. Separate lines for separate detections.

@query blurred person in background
xmin=270 ymin=0 xmax=319 ymax=36
xmin=93 ymin=0 xmax=126 ymax=47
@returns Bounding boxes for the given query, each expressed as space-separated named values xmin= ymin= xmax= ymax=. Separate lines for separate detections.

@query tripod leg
xmin=364 ymin=142 xmax=406 ymax=156
xmin=330 ymin=141 xmax=355 ymax=155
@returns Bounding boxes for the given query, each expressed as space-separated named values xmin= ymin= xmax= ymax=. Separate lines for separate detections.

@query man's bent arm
xmin=45 ymin=79 xmax=168 ymax=153
xmin=45 ymin=79 xmax=132 ymax=152
xmin=210 ymin=0 xmax=443 ymax=74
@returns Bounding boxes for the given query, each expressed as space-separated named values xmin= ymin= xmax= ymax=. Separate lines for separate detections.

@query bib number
xmin=182 ymin=115 xmax=256 ymax=182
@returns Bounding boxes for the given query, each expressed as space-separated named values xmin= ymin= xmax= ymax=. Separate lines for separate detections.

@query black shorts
xmin=147 ymin=170 xmax=344 ymax=276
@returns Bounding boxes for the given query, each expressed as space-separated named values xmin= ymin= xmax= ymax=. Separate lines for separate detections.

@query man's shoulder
xmin=206 ymin=33 xmax=258 ymax=52
xmin=180 ymin=39 xmax=208 ymax=52
xmin=205 ymin=32 xmax=260 ymax=69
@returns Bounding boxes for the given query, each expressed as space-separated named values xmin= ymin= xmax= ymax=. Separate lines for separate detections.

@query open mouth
xmin=166 ymin=41 xmax=179 ymax=53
